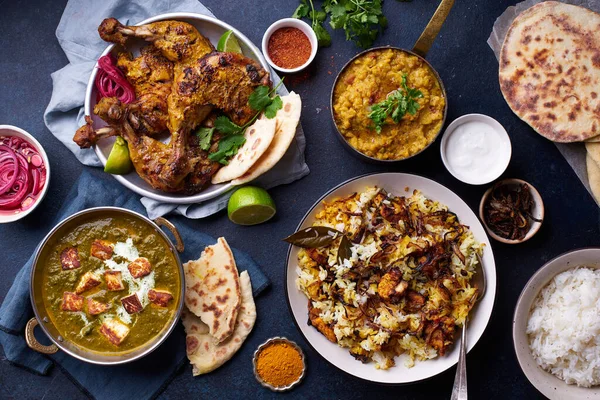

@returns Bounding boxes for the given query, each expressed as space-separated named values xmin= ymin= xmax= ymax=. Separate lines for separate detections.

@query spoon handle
xmin=451 ymin=318 xmax=468 ymax=400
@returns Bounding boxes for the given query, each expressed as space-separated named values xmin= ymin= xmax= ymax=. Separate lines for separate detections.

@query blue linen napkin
xmin=0 ymin=169 xmax=270 ymax=400
xmin=43 ymin=0 xmax=310 ymax=219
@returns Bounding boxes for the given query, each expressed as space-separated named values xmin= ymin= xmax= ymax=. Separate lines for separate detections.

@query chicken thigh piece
xmin=168 ymin=51 xmax=272 ymax=134
xmin=98 ymin=18 xmax=214 ymax=69
xmin=74 ymin=45 xmax=173 ymax=148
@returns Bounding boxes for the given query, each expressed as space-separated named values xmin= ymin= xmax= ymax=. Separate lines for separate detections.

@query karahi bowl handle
xmin=154 ymin=217 xmax=185 ymax=253
xmin=412 ymin=0 xmax=455 ymax=58
xmin=25 ymin=318 xmax=58 ymax=355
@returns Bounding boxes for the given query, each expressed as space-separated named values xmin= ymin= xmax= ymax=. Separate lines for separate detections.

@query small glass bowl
xmin=252 ymin=337 xmax=306 ymax=392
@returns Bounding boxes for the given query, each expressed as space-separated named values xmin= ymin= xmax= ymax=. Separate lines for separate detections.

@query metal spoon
xmin=451 ymin=253 xmax=487 ymax=400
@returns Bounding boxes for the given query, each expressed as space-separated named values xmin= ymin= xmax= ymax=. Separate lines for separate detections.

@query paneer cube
xmin=90 ymin=240 xmax=114 ymax=260
xmin=99 ymin=319 xmax=130 ymax=346
xmin=105 ymin=271 xmax=125 ymax=291
xmin=127 ymin=257 xmax=152 ymax=279
xmin=75 ymin=271 xmax=101 ymax=294
xmin=61 ymin=292 xmax=84 ymax=311
xmin=121 ymin=293 xmax=143 ymax=314
xmin=87 ymin=298 xmax=110 ymax=316
xmin=148 ymin=289 xmax=173 ymax=307
xmin=60 ymin=247 xmax=80 ymax=270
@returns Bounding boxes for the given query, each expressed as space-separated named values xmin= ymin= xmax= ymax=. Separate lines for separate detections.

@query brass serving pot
xmin=25 ymin=207 xmax=185 ymax=365
xmin=330 ymin=0 xmax=453 ymax=164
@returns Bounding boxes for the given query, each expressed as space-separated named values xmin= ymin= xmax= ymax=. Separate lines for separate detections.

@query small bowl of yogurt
xmin=440 ymin=114 xmax=512 ymax=185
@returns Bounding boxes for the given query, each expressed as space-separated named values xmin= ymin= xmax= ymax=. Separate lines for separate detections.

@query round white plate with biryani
xmin=285 ymin=173 xmax=497 ymax=384
xmin=85 ymin=13 xmax=270 ymax=204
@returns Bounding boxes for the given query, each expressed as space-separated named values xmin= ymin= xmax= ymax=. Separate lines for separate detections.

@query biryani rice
xmin=296 ymin=187 xmax=483 ymax=369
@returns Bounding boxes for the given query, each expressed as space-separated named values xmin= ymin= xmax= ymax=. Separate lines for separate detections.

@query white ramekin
xmin=261 ymin=18 xmax=318 ymax=74
xmin=0 ymin=125 xmax=50 ymax=223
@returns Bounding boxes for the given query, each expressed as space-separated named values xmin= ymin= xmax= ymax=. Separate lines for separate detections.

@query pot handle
xmin=25 ymin=318 xmax=58 ymax=355
xmin=412 ymin=0 xmax=454 ymax=58
xmin=154 ymin=217 xmax=185 ymax=253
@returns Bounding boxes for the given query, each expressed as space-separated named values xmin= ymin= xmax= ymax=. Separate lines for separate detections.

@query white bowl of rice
xmin=513 ymin=248 xmax=600 ymax=400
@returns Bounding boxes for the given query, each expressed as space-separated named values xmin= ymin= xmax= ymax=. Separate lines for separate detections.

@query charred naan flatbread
xmin=499 ymin=2 xmax=600 ymax=142
xmin=232 ymin=92 xmax=302 ymax=185
xmin=184 ymin=237 xmax=241 ymax=343
xmin=211 ymin=117 xmax=276 ymax=184
xmin=182 ymin=271 xmax=256 ymax=375
xmin=587 ymin=153 xmax=600 ymax=203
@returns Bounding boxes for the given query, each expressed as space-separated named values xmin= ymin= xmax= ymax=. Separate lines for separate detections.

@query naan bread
xmin=232 ymin=92 xmax=302 ymax=185
xmin=587 ymin=153 xmax=600 ymax=203
xmin=586 ymin=142 xmax=600 ymax=167
xmin=182 ymin=271 xmax=256 ymax=376
xmin=499 ymin=2 xmax=600 ymax=142
xmin=211 ymin=118 xmax=276 ymax=184
xmin=587 ymin=135 xmax=600 ymax=143
xmin=184 ymin=237 xmax=241 ymax=343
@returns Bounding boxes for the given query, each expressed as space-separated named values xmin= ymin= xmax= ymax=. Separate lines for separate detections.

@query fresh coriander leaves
xmin=293 ymin=0 xmax=331 ymax=47
xmin=248 ymin=86 xmax=272 ymax=111
xmin=293 ymin=0 xmax=390 ymax=48
xmin=208 ymin=134 xmax=246 ymax=165
xmin=209 ymin=81 xmax=284 ymax=164
xmin=247 ymin=82 xmax=284 ymax=119
xmin=264 ymin=96 xmax=283 ymax=119
xmin=292 ymin=1 xmax=310 ymax=18
xmin=368 ymin=74 xmax=423 ymax=134
xmin=196 ymin=127 xmax=215 ymax=151
xmin=214 ymin=116 xmax=243 ymax=135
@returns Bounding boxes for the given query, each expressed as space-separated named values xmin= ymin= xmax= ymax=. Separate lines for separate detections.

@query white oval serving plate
xmin=285 ymin=172 xmax=497 ymax=384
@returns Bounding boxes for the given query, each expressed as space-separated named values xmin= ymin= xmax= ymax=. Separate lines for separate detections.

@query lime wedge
xmin=217 ymin=30 xmax=243 ymax=54
xmin=104 ymin=136 xmax=132 ymax=175
xmin=227 ymin=186 xmax=276 ymax=225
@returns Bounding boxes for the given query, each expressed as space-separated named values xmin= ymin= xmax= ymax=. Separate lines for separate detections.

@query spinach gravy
xmin=42 ymin=213 xmax=180 ymax=353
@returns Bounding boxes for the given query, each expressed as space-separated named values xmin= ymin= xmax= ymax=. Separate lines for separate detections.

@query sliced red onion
xmin=0 ymin=136 xmax=46 ymax=214
xmin=94 ymin=55 xmax=136 ymax=104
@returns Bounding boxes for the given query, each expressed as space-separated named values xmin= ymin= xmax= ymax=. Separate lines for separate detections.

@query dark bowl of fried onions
xmin=479 ymin=179 xmax=544 ymax=244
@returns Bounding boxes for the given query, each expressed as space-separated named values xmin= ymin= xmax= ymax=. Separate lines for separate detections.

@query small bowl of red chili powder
xmin=262 ymin=18 xmax=317 ymax=73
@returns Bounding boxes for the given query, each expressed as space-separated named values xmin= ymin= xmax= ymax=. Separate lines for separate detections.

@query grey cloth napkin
xmin=44 ymin=0 xmax=310 ymax=219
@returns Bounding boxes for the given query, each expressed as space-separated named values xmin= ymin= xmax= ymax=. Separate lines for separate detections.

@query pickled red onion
xmin=0 ymin=136 xmax=46 ymax=214
xmin=95 ymin=55 xmax=135 ymax=104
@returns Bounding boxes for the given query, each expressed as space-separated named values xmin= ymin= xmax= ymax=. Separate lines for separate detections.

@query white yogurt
xmin=441 ymin=115 xmax=511 ymax=185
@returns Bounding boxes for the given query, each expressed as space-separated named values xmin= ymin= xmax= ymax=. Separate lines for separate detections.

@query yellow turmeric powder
xmin=255 ymin=341 xmax=304 ymax=387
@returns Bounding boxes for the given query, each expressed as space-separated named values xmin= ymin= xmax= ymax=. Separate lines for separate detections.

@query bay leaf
xmin=283 ymin=226 xmax=342 ymax=248
xmin=336 ymin=235 xmax=353 ymax=265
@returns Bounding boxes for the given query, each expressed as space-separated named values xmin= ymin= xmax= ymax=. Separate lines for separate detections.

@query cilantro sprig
xmin=293 ymin=0 xmax=331 ymax=47
xmin=368 ymin=74 xmax=423 ymax=134
xmin=293 ymin=0 xmax=391 ymax=48
xmin=198 ymin=80 xmax=284 ymax=165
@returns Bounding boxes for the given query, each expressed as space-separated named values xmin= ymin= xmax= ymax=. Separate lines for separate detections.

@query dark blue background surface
xmin=1 ymin=0 xmax=598 ymax=398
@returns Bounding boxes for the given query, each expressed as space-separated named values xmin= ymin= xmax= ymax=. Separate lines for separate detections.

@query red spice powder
xmin=267 ymin=27 xmax=312 ymax=70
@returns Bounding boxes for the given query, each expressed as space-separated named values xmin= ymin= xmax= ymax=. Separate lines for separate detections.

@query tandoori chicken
xmin=74 ymin=18 xmax=270 ymax=194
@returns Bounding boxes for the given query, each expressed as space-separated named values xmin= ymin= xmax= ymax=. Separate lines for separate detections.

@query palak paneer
xmin=41 ymin=214 xmax=180 ymax=354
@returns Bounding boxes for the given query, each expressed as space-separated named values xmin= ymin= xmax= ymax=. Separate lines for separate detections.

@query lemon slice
xmin=217 ymin=30 xmax=243 ymax=54
xmin=227 ymin=186 xmax=276 ymax=226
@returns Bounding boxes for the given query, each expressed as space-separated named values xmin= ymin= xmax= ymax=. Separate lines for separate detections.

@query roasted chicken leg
xmin=75 ymin=18 xmax=271 ymax=194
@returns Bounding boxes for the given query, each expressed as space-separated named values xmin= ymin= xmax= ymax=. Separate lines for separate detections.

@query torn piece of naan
xmin=182 ymin=271 xmax=256 ymax=375
xmin=184 ymin=237 xmax=241 ymax=343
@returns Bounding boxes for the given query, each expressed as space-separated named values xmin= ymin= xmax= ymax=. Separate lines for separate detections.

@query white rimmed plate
xmin=513 ymin=248 xmax=600 ymax=400
xmin=285 ymin=172 xmax=497 ymax=384
xmin=84 ymin=13 xmax=270 ymax=204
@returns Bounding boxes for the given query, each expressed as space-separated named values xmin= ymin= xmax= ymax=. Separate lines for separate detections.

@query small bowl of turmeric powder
xmin=253 ymin=337 xmax=306 ymax=392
